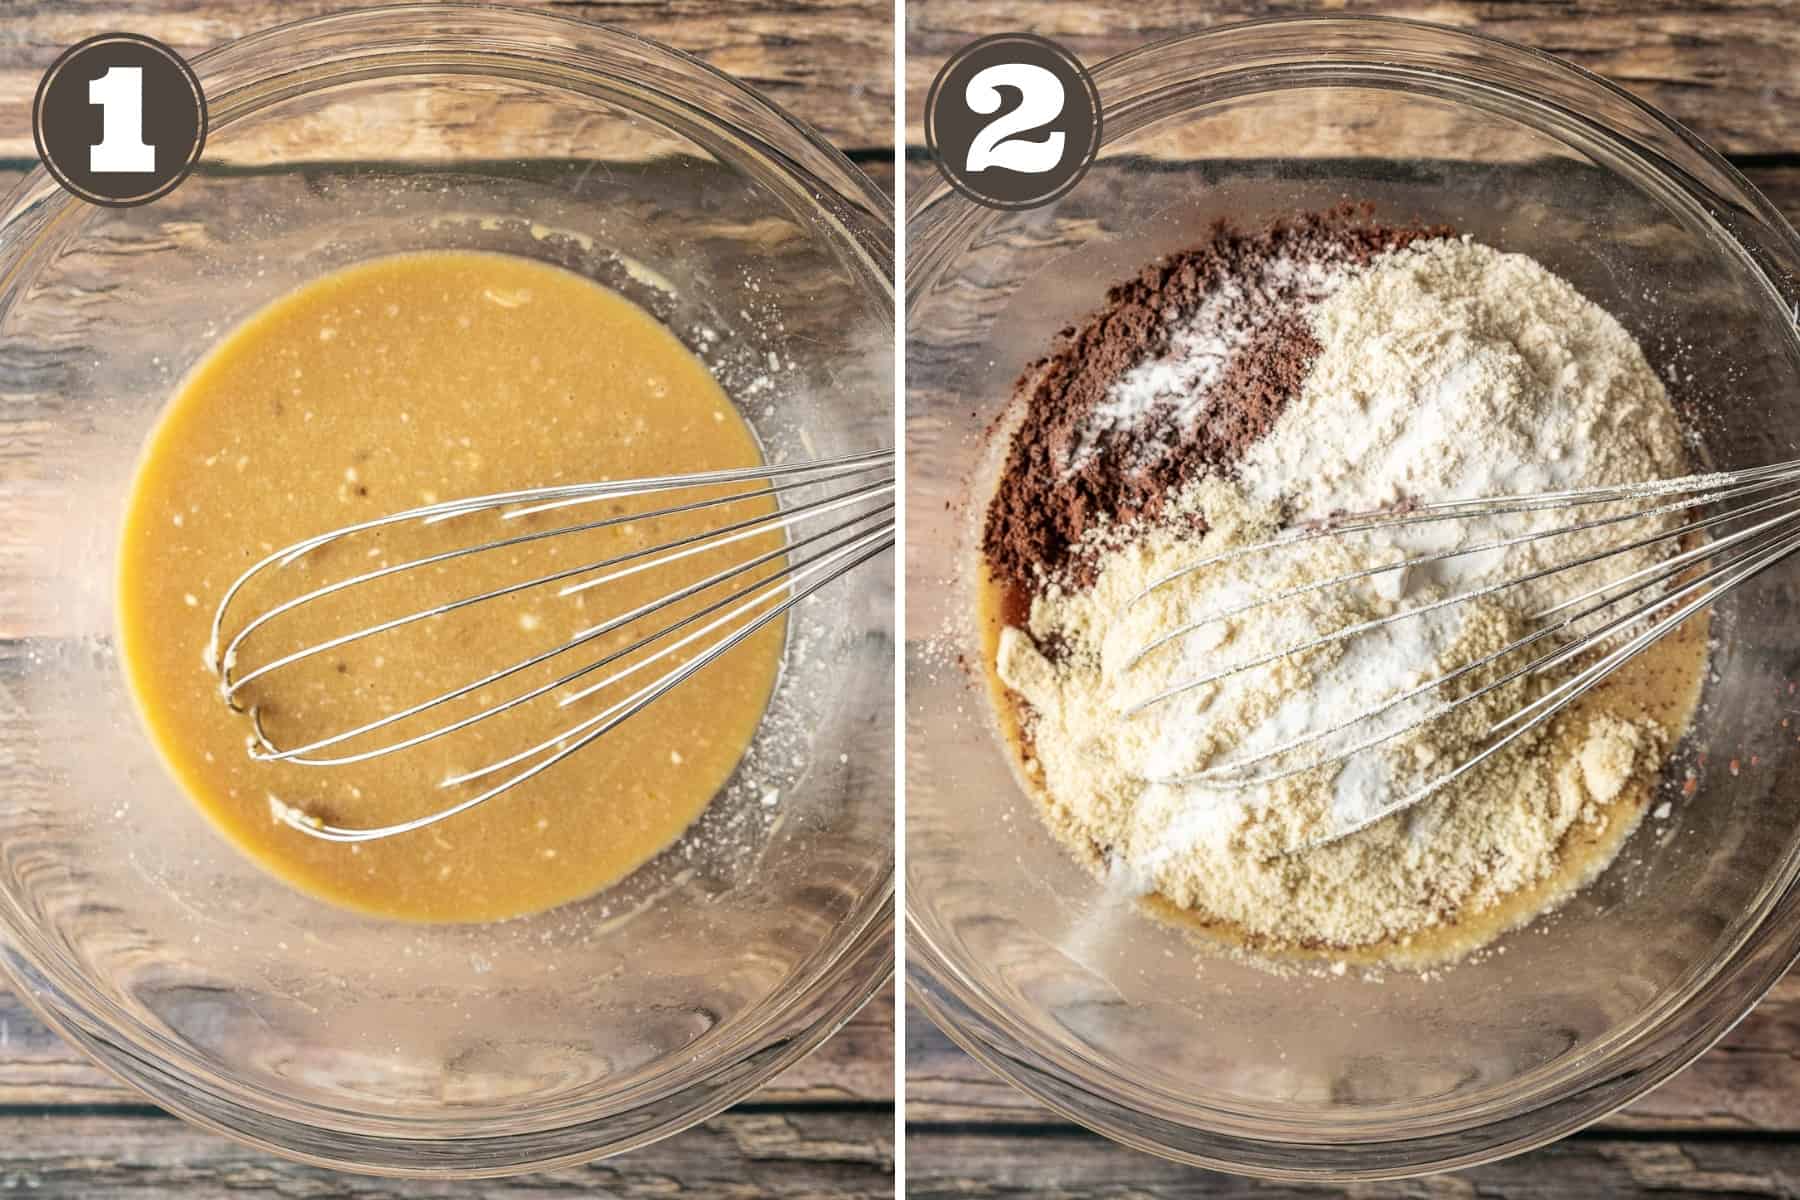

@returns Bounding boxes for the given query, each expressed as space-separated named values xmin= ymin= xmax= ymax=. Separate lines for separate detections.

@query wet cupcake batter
xmin=119 ymin=251 xmax=783 ymax=922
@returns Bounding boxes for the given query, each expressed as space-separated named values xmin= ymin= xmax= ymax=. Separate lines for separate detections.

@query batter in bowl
xmin=979 ymin=211 xmax=1710 ymax=967
xmin=118 ymin=251 xmax=784 ymax=922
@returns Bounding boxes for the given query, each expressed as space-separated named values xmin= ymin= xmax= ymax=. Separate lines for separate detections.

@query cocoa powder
xmin=981 ymin=206 xmax=1452 ymax=593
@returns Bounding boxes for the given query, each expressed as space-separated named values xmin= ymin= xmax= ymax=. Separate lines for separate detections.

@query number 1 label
xmin=89 ymin=65 xmax=155 ymax=173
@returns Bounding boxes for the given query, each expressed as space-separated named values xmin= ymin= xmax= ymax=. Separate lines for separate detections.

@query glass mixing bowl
xmin=0 ymin=5 xmax=892 ymax=1177
xmin=906 ymin=15 xmax=1800 ymax=1180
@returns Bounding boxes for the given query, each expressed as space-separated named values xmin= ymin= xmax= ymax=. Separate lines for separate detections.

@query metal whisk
xmin=1116 ymin=459 xmax=1800 ymax=848
xmin=209 ymin=449 xmax=894 ymax=843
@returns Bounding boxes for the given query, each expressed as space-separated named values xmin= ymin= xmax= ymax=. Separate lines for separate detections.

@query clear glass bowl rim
xmin=0 ymin=2 xmax=894 ymax=1178
xmin=905 ymin=12 xmax=1800 ymax=1181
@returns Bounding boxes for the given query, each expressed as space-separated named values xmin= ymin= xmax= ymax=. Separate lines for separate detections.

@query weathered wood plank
xmin=1744 ymin=164 xmax=1800 ymax=221
xmin=904 ymin=1128 xmax=1800 ymax=1198
xmin=0 ymin=1109 xmax=892 ymax=1197
xmin=906 ymin=163 xmax=1800 ymax=217
xmin=0 ymin=0 xmax=893 ymax=157
xmin=0 ymin=980 xmax=891 ymax=1107
xmin=905 ymin=0 xmax=1800 ymax=158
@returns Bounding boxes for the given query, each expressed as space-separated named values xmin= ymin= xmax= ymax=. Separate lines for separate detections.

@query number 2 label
xmin=926 ymin=34 xmax=1099 ymax=208
xmin=89 ymin=65 xmax=155 ymax=173
xmin=963 ymin=62 xmax=1065 ymax=175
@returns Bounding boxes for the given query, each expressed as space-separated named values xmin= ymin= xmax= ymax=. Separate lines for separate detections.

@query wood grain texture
xmin=0 ymin=1109 xmax=893 ymax=1197
xmin=905 ymin=1129 xmax=1800 ymax=1198
xmin=904 ymin=164 xmax=1800 ymax=225
xmin=0 ymin=0 xmax=893 ymax=157
xmin=904 ymin=0 xmax=1800 ymax=158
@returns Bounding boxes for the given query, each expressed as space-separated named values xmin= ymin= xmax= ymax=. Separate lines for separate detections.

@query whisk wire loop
xmin=1115 ymin=459 xmax=1800 ymax=849
xmin=249 ymin=501 xmax=892 ymax=766
xmin=268 ymin=529 xmax=893 ymax=844
xmin=215 ymin=450 xmax=895 ymax=842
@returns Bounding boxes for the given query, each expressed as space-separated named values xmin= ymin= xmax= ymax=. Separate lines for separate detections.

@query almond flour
xmin=1000 ymin=481 xmax=1662 ymax=952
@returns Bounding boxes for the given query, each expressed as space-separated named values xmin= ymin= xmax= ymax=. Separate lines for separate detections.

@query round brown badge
xmin=924 ymin=34 xmax=1101 ymax=211
xmin=33 ymin=33 xmax=207 ymax=208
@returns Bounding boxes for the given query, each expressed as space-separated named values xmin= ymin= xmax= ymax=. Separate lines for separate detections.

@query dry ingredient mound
xmin=980 ymin=206 xmax=1450 ymax=593
xmin=987 ymin=231 xmax=1696 ymax=957
xmin=1000 ymin=482 xmax=1660 ymax=950
xmin=1239 ymin=235 xmax=1688 ymax=612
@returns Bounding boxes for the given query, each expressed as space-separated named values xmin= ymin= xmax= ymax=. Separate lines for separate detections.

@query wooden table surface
xmin=904 ymin=1 xmax=1800 ymax=1196
xmin=0 ymin=1 xmax=894 ymax=1196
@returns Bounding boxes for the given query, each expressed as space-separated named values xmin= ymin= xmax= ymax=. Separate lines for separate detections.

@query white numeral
xmin=964 ymin=63 xmax=1065 ymax=175
xmin=89 ymin=66 xmax=155 ymax=174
